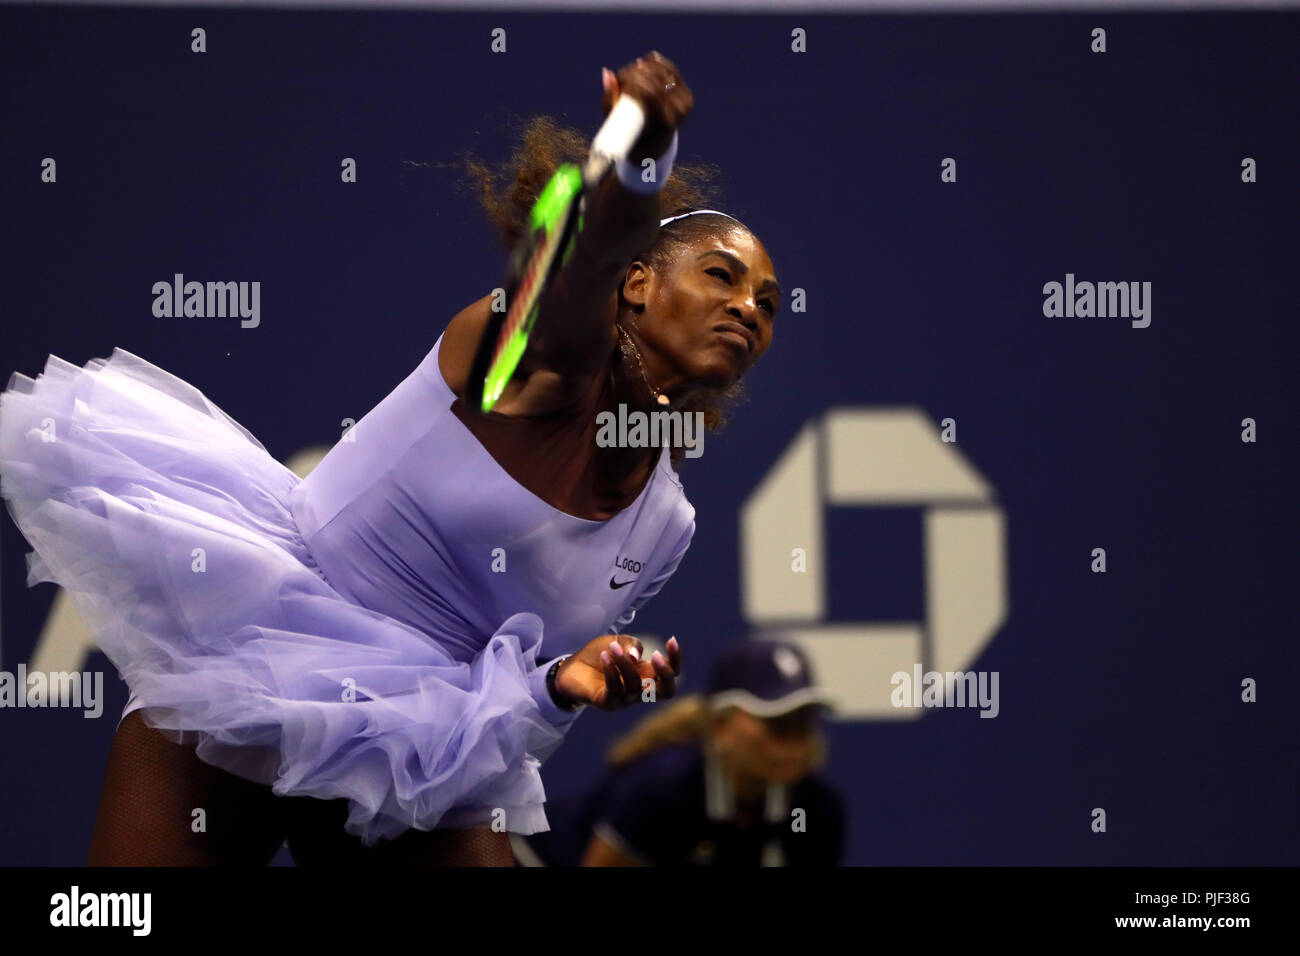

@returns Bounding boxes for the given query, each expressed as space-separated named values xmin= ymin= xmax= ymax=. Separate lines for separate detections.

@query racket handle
xmin=585 ymin=94 xmax=646 ymax=184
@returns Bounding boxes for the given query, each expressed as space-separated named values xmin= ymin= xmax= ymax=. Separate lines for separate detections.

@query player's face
xmin=637 ymin=230 xmax=779 ymax=389
xmin=715 ymin=706 xmax=819 ymax=785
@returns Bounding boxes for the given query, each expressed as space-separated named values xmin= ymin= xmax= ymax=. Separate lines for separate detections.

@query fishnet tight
xmin=86 ymin=711 xmax=515 ymax=866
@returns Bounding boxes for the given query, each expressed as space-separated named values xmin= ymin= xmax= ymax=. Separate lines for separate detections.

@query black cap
xmin=706 ymin=640 xmax=835 ymax=717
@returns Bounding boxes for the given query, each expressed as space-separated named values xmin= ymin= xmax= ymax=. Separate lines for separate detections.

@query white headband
xmin=659 ymin=209 xmax=747 ymax=230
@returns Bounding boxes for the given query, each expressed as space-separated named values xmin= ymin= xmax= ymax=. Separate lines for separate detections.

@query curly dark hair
xmin=430 ymin=113 xmax=755 ymax=467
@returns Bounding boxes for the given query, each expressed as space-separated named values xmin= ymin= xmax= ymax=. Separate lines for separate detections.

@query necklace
xmin=617 ymin=324 xmax=670 ymax=406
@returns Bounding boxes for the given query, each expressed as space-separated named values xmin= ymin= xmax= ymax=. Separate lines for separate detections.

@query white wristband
xmin=614 ymin=130 xmax=679 ymax=194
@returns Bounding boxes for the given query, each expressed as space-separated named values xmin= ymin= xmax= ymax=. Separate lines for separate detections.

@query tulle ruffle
xmin=0 ymin=348 xmax=565 ymax=844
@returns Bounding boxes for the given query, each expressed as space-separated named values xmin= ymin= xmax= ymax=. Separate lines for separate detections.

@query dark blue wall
xmin=1 ymin=5 xmax=1296 ymax=865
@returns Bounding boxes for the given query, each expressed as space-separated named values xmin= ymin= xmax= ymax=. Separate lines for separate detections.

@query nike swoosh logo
xmin=609 ymin=576 xmax=636 ymax=589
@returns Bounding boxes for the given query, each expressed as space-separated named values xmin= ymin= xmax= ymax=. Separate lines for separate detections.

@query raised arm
xmin=440 ymin=53 xmax=692 ymax=416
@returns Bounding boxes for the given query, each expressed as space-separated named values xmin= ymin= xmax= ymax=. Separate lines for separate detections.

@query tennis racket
xmin=465 ymin=93 xmax=647 ymax=414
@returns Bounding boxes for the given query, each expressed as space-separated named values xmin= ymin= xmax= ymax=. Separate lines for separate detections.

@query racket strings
xmin=493 ymin=228 xmax=554 ymax=369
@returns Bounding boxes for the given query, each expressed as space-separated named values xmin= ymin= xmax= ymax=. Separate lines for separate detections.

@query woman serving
xmin=0 ymin=51 xmax=782 ymax=865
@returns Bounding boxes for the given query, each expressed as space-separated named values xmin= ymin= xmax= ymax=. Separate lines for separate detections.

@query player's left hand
xmin=555 ymin=634 xmax=681 ymax=710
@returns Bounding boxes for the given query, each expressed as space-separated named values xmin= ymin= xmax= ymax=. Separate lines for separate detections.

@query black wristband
xmin=546 ymin=656 xmax=584 ymax=712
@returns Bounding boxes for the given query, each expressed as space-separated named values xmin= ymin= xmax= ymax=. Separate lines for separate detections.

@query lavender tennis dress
xmin=0 ymin=333 xmax=695 ymax=845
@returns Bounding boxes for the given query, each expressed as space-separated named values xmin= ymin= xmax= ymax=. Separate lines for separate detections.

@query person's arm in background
xmin=581 ymin=827 xmax=651 ymax=867
xmin=576 ymin=751 xmax=689 ymax=867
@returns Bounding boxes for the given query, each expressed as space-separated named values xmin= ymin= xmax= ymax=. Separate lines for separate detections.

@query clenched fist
xmin=601 ymin=50 xmax=693 ymax=161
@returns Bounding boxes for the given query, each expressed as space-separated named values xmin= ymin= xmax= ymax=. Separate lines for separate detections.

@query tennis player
xmin=0 ymin=51 xmax=782 ymax=865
